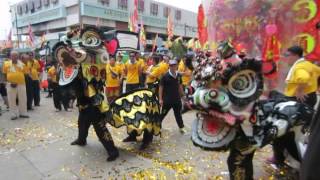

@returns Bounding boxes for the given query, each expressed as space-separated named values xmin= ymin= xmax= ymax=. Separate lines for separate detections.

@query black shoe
xmin=139 ymin=142 xmax=151 ymax=150
xmin=19 ymin=115 xmax=29 ymax=118
xmin=122 ymin=136 xmax=137 ymax=142
xmin=107 ymin=152 xmax=119 ymax=162
xmin=11 ymin=116 xmax=18 ymax=120
xmin=35 ymin=104 xmax=40 ymax=107
xmin=70 ymin=139 xmax=87 ymax=146
xmin=27 ymin=108 xmax=34 ymax=111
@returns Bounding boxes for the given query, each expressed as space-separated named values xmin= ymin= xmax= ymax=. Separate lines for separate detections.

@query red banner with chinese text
xmin=204 ymin=0 xmax=320 ymax=61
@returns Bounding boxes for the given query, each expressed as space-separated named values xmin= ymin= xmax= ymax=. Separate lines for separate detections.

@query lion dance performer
xmin=53 ymin=28 xmax=162 ymax=160
xmin=183 ymin=42 xmax=314 ymax=179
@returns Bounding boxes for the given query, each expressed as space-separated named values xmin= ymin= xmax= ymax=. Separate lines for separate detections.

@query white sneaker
xmin=179 ymin=128 xmax=186 ymax=134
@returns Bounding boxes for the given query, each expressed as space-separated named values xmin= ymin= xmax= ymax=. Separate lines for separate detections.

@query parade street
xmin=0 ymin=92 xmax=279 ymax=180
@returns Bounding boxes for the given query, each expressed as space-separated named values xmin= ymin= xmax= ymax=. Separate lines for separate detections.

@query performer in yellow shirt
xmin=268 ymin=46 xmax=320 ymax=168
xmin=27 ymin=53 xmax=41 ymax=106
xmin=178 ymin=54 xmax=194 ymax=88
xmin=21 ymin=54 xmax=34 ymax=111
xmin=47 ymin=62 xmax=63 ymax=111
xmin=2 ymin=51 xmax=29 ymax=120
xmin=137 ymin=56 xmax=147 ymax=88
xmin=145 ymin=55 xmax=162 ymax=94
xmin=157 ymin=54 xmax=169 ymax=77
xmin=284 ymin=46 xmax=320 ymax=103
xmin=105 ymin=56 xmax=122 ymax=102
xmin=124 ymin=52 xmax=142 ymax=92
xmin=116 ymin=53 xmax=125 ymax=94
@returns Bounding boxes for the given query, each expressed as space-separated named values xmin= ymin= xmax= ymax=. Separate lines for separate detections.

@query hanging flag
xmin=197 ymin=4 xmax=208 ymax=48
xmin=26 ymin=36 xmax=33 ymax=48
xmin=96 ymin=17 xmax=101 ymax=27
xmin=167 ymin=11 xmax=174 ymax=40
xmin=152 ymin=33 xmax=158 ymax=52
xmin=7 ymin=29 xmax=12 ymax=41
xmin=139 ymin=20 xmax=146 ymax=48
xmin=128 ymin=0 xmax=139 ymax=33
xmin=28 ymin=24 xmax=35 ymax=47
xmin=128 ymin=15 xmax=132 ymax=31
xmin=40 ymin=33 xmax=47 ymax=48
xmin=262 ymin=23 xmax=281 ymax=79
xmin=5 ymin=29 xmax=13 ymax=48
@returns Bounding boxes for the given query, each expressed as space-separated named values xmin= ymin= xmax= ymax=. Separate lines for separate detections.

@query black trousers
xmin=161 ymin=101 xmax=184 ymax=128
xmin=301 ymin=108 xmax=320 ymax=180
xmin=147 ymin=83 xmax=159 ymax=96
xmin=273 ymin=132 xmax=301 ymax=164
xmin=126 ymin=83 xmax=140 ymax=93
xmin=127 ymin=129 xmax=154 ymax=144
xmin=77 ymin=106 xmax=118 ymax=156
xmin=227 ymin=130 xmax=255 ymax=180
xmin=0 ymin=83 xmax=7 ymax=97
xmin=228 ymin=148 xmax=255 ymax=180
xmin=32 ymin=80 xmax=40 ymax=106
xmin=139 ymin=74 xmax=146 ymax=88
xmin=48 ymin=80 xmax=54 ymax=96
xmin=25 ymin=76 xmax=33 ymax=109
xmin=52 ymin=83 xmax=63 ymax=110
xmin=272 ymin=92 xmax=317 ymax=164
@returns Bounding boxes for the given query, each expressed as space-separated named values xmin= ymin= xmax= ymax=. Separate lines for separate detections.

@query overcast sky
xmin=0 ymin=0 xmax=201 ymax=40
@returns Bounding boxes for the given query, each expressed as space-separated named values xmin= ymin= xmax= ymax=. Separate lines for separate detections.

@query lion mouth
xmin=208 ymin=110 xmax=236 ymax=126
xmin=192 ymin=113 xmax=236 ymax=150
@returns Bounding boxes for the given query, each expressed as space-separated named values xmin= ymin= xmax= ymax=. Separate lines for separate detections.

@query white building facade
xmin=11 ymin=0 xmax=197 ymax=49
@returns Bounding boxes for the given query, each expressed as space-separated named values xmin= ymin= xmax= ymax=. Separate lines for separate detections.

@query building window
xmin=163 ymin=7 xmax=170 ymax=18
xmin=138 ymin=0 xmax=144 ymax=13
xmin=23 ymin=3 xmax=29 ymax=13
xmin=118 ymin=0 xmax=128 ymax=10
xmin=175 ymin=10 xmax=181 ymax=20
xmin=150 ymin=3 xmax=158 ymax=16
xmin=51 ymin=0 xmax=58 ymax=5
xmin=43 ymin=0 xmax=49 ymax=6
xmin=100 ymin=0 xmax=110 ymax=6
xmin=17 ymin=5 xmax=23 ymax=15
xmin=36 ymin=0 xmax=42 ymax=9
xmin=29 ymin=0 xmax=35 ymax=13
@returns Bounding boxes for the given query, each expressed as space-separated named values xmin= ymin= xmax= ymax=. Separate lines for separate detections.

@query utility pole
xmin=78 ymin=0 xmax=83 ymax=30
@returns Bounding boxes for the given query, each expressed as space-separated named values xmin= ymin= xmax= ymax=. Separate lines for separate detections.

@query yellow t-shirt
xmin=116 ymin=62 xmax=125 ymax=76
xmin=106 ymin=64 xmax=121 ymax=87
xmin=47 ymin=66 xmax=57 ymax=83
xmin=125 ymin=62 xmax=140 ymax=84
xmin=27 ymin=60 xmax=41 ymax=80
xmin=284 ymin=60 xmax=320 ymax=96
xmin=178 ymin=60 xmax=192 ymax=86
xmin=138 ymin=58 xmax=147 ymax=73
xmin=146 ymin=64 xmax=162 ymax=83
xmin=2 ymin=60 xmax=27 ymax=85
xmin=158 ymin=61 xmax=169 ymax=77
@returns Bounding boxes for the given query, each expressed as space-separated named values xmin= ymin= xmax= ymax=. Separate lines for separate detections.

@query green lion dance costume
xmin=53 ymin=27 xmax=162 ymax=161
